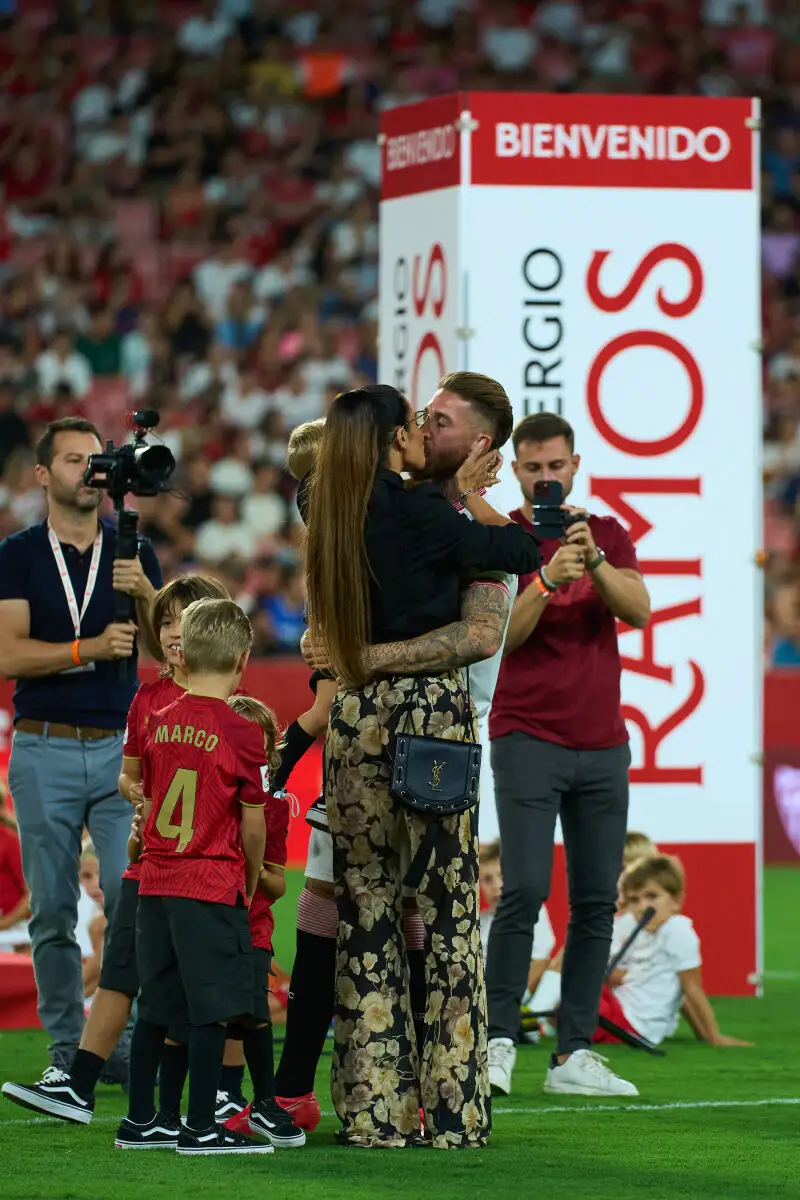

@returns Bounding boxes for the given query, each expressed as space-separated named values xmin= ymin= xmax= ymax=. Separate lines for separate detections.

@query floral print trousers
xmin=325 ymin=673 xmax=491 ymax=1150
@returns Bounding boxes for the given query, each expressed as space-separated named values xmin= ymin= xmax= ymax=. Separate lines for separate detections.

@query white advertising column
xmin=379 ymin=93 xmax=761 ymax=995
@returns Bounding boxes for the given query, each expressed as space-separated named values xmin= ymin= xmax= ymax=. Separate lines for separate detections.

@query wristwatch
xmin=586 ymin=549 xmax=607 ymax=572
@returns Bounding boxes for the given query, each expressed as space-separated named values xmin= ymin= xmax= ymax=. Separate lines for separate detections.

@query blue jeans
xmin=8 ymin=729 xmax=130 ymax=1054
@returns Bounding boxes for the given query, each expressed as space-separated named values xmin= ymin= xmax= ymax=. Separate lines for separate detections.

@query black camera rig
xmin=83 ymin=410 xmax=176 ymax=624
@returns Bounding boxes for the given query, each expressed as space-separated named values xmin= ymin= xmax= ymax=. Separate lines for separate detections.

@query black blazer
xmin=365 ymin=469 xmax=540 ymax=643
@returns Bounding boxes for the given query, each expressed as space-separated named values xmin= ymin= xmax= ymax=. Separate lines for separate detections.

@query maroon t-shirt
xmin=140 ymin=695 xmax=268 ymax=905
xmin=489 ymin=509 xmax=640 ymax=750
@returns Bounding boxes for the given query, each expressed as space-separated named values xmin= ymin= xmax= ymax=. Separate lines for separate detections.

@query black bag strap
xmin=403 ymin=821 xmax=438 ymax=890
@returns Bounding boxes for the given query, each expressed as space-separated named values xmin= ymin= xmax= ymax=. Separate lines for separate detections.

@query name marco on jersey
xmin=152 ymin=723 xmax=220 ymax=752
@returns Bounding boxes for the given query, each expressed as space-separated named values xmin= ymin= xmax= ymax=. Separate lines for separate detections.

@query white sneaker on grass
xmin=544 ymin=1049 xmax=638 ymax=1097
xmin=487 ymin=1037 xmax=517 ymax=1096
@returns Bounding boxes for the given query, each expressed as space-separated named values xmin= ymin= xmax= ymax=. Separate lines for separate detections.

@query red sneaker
xmin=274 ymin=1092 xmax=321 ymax=1133
xmin=224 ymin=1103 xmax=252 ymax=1136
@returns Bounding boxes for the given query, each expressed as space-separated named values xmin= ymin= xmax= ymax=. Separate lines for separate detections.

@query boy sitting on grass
xmin=596 ymin=855 xmax=753 ymax=1049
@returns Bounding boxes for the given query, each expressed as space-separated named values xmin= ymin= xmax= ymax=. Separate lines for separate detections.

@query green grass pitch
xmin=1 ymin=867 xmax=798 ymax=1200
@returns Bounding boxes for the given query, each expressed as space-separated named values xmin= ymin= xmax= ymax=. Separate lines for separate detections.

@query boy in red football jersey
xmin=116 ymin=598 xmax=274 ymax=1156
xmin=1 ymin=575 xmax=230 ymax=1128
xmin=222 ymin=694 xmax=305 ymax=1149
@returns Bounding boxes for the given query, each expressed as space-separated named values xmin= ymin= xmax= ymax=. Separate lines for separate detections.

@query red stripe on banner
xmin=468 ymin=93 xmax=755 ymax=192
xmin=380 ymin=94 xmax=465 ymax=200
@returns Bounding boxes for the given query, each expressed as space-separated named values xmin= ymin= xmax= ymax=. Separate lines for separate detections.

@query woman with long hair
xmin=306 ymin=384 xmax=540 ymax=1150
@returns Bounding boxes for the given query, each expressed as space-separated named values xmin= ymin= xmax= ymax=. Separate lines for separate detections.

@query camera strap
xmin=48 ymin=522 xmax=103 ymax=638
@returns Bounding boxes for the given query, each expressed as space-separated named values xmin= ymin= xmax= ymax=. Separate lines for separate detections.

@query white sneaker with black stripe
xmin=115 ymin=1112 xmax=181 ymax=1149
xmin=2 ymin=1067 xmax=94 ymax=1125
xmin=177 ymin=1125 xmax=274 ymax=1155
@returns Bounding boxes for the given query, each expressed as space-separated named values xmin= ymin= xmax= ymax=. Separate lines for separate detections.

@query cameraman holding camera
xmin=0 ymin=417 xmax=162 ymax=1078
xmin=485 ymin=413 xmax=650 ymax=1099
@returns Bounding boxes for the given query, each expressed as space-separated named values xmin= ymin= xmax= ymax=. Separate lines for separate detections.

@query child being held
xmin=596 ymin=854 xmax=752 ymax=1048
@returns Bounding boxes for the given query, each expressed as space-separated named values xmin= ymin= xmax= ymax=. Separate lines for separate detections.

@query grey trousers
xmin=485 ymin=731 xmax=630 ymax=1056
xmin=8 ymin=729 xmax=130 ymax=1054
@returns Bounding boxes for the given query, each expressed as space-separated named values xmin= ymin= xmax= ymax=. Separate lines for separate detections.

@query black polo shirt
xmin=0 ymin=517 xmax=163 ymax=729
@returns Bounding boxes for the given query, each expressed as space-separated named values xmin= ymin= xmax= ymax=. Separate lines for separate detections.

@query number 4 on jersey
xmin=156 ymin=768 xmax=197 ymax=853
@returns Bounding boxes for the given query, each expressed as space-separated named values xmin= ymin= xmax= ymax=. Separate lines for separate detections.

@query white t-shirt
xmin=611 ymin=912 xmax=702 ymax=1045
xmin=481 ymin=904 xmax=555 ymax=965
xmin=194 ymin=519 xmax=256 ymax=564
xmin=35 ymin=350 xmax=92 ymax=398
xmin=193 ymin=258 xmax=252 ymax=321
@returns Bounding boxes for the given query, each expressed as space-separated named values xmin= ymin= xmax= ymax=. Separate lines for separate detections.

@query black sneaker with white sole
xmin=115 ymin=1112 xmax=181 ymax=1149
xmin=2 ymin=1067 xmax=94 ymax=1125
xmin=177 ymin=1125 xmax=274 ymax=1156
xmin=249 ymin=1098 xmax=307 ymax=1148
xmin=305 ymin=794 xmax=328 ymax=833
xmin=215 ymin=1089 xmax=248 ymax=1122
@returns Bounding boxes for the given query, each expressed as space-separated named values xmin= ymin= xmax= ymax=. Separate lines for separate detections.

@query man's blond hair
xmin=227 ymin=694 xmax=282 ymax=779
xmin=621 ymin=853 xmax=685 ymax=900
xmin=287 ymin=417 xmax=326 ymax=481
xmin=181 ymin=598 xmax=253 ymax=675
xmin=623 ymin=830 xmax=658 ymax=869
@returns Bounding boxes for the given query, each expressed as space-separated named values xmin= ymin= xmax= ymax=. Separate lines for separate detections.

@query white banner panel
xmin=463 ymin=93 xmax=761 ymax=852
xmin=380 ymin=93 xmax=761 ymax=993
xmin=378 ymin=96 xmax=466 ymax=395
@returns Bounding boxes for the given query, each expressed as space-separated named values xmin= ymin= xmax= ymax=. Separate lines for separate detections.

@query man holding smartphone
xmin=485 ymin=412 xmax=651 ymax=1098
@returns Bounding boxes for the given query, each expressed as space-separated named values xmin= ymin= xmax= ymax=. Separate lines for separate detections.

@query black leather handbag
xmin=390 ymin=673 xmax=481 ymax=890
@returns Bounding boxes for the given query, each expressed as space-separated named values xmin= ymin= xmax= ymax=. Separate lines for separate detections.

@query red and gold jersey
xmin=248 ymin=792 xmax=290 ymax=951
xmin=139 ymin=694 xmax=268 ymax=905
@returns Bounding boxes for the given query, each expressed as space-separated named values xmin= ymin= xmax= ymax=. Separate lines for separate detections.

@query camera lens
xmin=134 ymin=444 xmax=175 ymax=481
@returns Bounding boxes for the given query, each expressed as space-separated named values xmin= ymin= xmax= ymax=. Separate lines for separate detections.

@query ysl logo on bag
xmin=430 ymin=760 xmax=445 ymax=791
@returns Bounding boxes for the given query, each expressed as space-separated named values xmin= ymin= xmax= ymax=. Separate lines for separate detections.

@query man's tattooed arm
xmin=361 ymin=581 xmax=511 ymax=677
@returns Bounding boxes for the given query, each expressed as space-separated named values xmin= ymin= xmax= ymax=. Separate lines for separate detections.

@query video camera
xmin=531 ymin=480 xmax=586 ymax=539
xmin=83 ymin=410 xmax=176 ymax=510
xmin=83 ymin=410 xmax=177 ymax=634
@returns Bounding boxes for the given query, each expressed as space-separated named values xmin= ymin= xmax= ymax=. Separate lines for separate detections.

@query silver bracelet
xmin=458 ymin=489 xmax=478 ymax=504
xmin=539 ymin=563 xmax=559 ymax=592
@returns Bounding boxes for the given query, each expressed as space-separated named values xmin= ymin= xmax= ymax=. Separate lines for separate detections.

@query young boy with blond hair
xmin=117 ymin=598 xmax=279 ymax=1155
xmin=596 ymin=854 xmax=752 ymax=1049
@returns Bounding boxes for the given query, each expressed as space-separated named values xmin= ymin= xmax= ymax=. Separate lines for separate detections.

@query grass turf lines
xmin=1 ymin=866 xmax=798 ymax=1200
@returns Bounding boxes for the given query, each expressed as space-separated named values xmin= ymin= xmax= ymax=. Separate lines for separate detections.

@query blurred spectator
xmin=75 ymin=305 xmax=121 ymax=375
xmin=242 ymin=461 xmax=290 ymax=540
xmin=35 ymin=329 xmax=92 ymax=397
xmin=178 ymin=0 xmax=233 ymax=57
xmin=195 ymin=492 xmax=257 ymax=563
xmin=0 ymin=0 xmax=791 ymax=666
xmin=260 ymin=563 xmax=306 ymax=651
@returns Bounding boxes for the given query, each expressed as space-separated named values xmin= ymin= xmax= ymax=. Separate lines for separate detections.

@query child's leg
xmin=274 ymin=870 xmax=337 ymax=1100
xmin=402 ymin=895 xmax=426 ymax=1059
xmin=220 ymin=1039 xmax=246 ymax=1100
xmin=158 ymin=1035 xmax=189 ymax=1116
xmin=187 ymin=1024 xmax=227 ymax=1132
xmin=127 ymin=1019 xmax=167 ymax=1124
xmin=70 ymin=989 xmax=134 ymax=1099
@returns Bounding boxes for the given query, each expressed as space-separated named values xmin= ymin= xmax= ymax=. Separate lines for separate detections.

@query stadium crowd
xmin=0 ymin=0 xmax=797 ymax=660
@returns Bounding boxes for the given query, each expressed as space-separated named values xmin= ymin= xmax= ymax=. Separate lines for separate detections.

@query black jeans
xmin=485 ymin=732 xmax=630 ymax=1056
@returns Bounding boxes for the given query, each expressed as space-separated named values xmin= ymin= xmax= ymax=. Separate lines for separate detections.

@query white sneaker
xmin=544 ymin=1049 xmax=639 ymax=1097
xmin=488 ymin=1037 xmax=517 ymax=1096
